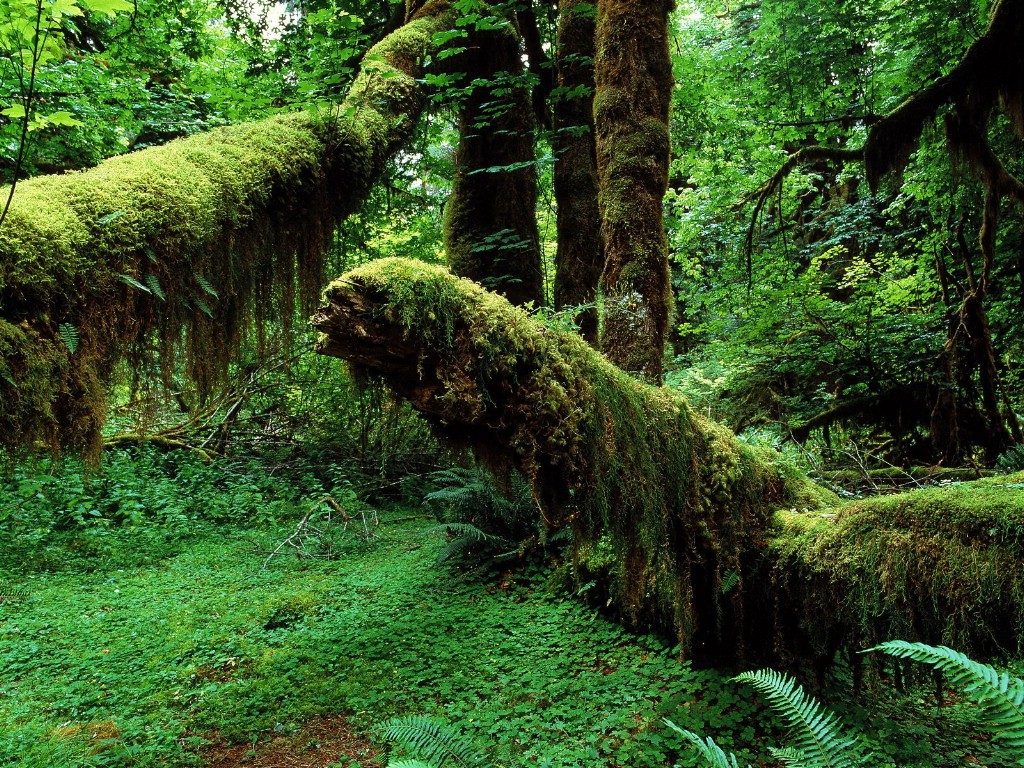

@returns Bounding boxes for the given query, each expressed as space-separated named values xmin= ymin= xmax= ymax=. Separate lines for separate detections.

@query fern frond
xmin=426 ymin=523 xmax=510 ymax=564
xmin=869 ymin=641 xmax=1024 ymax=760
xmin=734 ymin=669 xmax=856 ymax=768
xmin=58 ymin=323 xmax=79 ymax=354
xmin=387 ymin=761 xmax=436 ymax=768
xmin=194 ymin=272 xmax=219 ymax=298
xmin=663 ymin=719 xmax=746 ymax=768
xmin=144 ymin=273 xmax=166 ymax=301
xmin=770 ymin=745 xmax=817 ymax=767
xmin=379 ymin=715 xmax=489 ymax=768
xmin=720 ymin=569 xmax=740 ymax=595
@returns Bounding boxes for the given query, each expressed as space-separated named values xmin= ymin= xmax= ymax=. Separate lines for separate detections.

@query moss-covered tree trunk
xmin=313 ymin=258 xmax=1024 ymax=664
xmin=593 ymin=0 xmax=674 ymax=381
xmin=443 ymin=19 xmax=544 ymax=307
xmin=552 ymin=0 xmax=603 ymax=344
xmin=0 ymin=0 xmax=456 ymax=454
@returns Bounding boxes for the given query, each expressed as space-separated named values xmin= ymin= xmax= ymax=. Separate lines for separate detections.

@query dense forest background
xmin=2 ymin=0 xmax=1024 ymax=766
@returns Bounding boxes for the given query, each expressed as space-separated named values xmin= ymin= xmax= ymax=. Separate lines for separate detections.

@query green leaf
xmin=1 ymin=104 xmax=26 ymax=119
xmin=97 ymin=211 xmax=126 ymax=225
xmin=43 ymin=110 xmax=84 ymax=127
xmin=144 ymin=274 xmax=166 ymax=301
xmin=118 ymin=274 xmax=151 ymax=293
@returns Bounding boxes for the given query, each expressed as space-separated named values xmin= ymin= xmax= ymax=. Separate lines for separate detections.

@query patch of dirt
xmin=202 ymin=716 xmax=380 ymax=768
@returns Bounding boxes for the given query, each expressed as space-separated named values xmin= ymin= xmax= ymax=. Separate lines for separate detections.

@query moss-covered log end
xmin=771 ymin=473 xmax=1024 ymax=661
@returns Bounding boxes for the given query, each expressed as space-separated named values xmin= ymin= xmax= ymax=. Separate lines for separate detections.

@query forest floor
xmin=0 ymin=455 xmax=1019 ymax=768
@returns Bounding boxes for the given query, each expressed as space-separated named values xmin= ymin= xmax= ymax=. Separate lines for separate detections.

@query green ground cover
xmin=0 ymin=450 xmax=1017 ymax=767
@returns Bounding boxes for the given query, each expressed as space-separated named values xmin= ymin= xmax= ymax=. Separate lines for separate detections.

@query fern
xmin=118 ymin=273 xmax=151 ymax=293
xmin=720 ymin=569 xmax=740 ymax=595
xmin=868 ymin=641 xmax=1024 ymax=761
xmin=734 ymin=669 xmax=856 ymax=768
xmin=426 ymin=522 xmax=511 ymax=564
xmin=770 ymin=745 xmax=821 ymax=767
xmin=664 ymin=719 xmax=747 ymax=768
xmin=58 ymin=323 xmax=79 ymax=354
xmin=194 ymin=272 xmax=219 ymax=298
xmin=144 ymin=273 xmax=166 ymax=301
xmin=379 ymin=716 xmax=489 ymax=768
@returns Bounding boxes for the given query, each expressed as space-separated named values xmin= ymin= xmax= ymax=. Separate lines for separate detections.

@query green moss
xmin=770 ymin=476 xmax=1024 ymax=657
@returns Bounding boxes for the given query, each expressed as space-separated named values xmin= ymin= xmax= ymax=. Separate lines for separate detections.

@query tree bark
xmin=552 ymin=0 xmax=603 ymax=345
xmin=443 ymin=19 xmax=544 ymax=307
xmin=593 ymin=0 xmax=674 ymax=381
xmin=312 ymin=258 xmax=1024 ymax=664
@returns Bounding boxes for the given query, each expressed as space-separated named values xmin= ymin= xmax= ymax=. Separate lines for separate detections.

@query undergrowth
xmin=0 ymin=450 xmax=1017 ymax=767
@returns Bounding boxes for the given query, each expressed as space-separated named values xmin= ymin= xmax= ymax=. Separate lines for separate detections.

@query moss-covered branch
xmin=0 ymin=0 xmax=455 ymax=455
xmin=313 ymin=258 xmax=1024 ymax=663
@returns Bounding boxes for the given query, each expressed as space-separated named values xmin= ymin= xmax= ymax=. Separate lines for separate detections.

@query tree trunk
xmin=593 ymin=0 xmax=674 ymax=381
xmin=0 ymin=0 xmax=455 ymax=455
xmin=443 ymin=20 xmax=544 ymax=307
xmin=313 ymin=258 xmax=1024 ymax=664
xmin=552 ymin=0 xmax=603 ymax=345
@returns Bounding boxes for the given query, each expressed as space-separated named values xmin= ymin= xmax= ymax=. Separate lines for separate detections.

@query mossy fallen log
xmin=0 ymin=0 xmax=454 ymax=456
xmin=313 ymin=258 xmax=1024 ymax=664
xmin=772 ymin=474 xmax=1024 ymax=661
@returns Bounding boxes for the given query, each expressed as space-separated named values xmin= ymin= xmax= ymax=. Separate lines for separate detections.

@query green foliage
xmin=733 ymin=669 xmax=856 ymax=768
xmin=379 ymin=716 xmax=489 ymax=768
xmin=998 ymin=445 xmax=1024 ymax=474
xmin=664 ymin=721 xmax=747 ymax=768
xmin=664 ymin=0 xmax=1021 ymax=463
xmin=869 ymin=641 xmax=1024 ymax=762
xmin=0 ymin=447 xmax=310 ymax=569
xmin=675 ymin=641 xmax=1024 ymax=768
xmin=427 ymin=522 xmax=511 ymax=565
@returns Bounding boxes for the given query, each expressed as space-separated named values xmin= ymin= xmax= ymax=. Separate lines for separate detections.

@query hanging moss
xmin=770 ymin=474 xmax=1024 ymax=660
xmin=0 ymin=3 xmax=456 ymax=456
xmin=314 ymin=257 xmax=831 ymax=663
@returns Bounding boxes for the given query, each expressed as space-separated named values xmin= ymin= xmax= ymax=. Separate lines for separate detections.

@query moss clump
xmin=770 ymin=473 xmax=1024 ymax=659
xmin=314 ymin=257 xmax=833 ymax=663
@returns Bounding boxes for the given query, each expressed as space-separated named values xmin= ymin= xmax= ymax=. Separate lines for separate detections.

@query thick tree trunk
xmin=0 ymin=0 xmax=455 ymax=454
xmin=443 ymin=21 xmax=544 ymax=307
xmin=593 ymin=0 xmax=674 ymax=381
xmin=312 ymin=258 xmax=1024 ymax=664
xmin=552 ymin=0 xmax=603 ymax=345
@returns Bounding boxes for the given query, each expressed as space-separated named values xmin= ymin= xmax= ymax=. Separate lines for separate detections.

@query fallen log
xmin=313 ymin=258 xmax=1024 ymax=664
